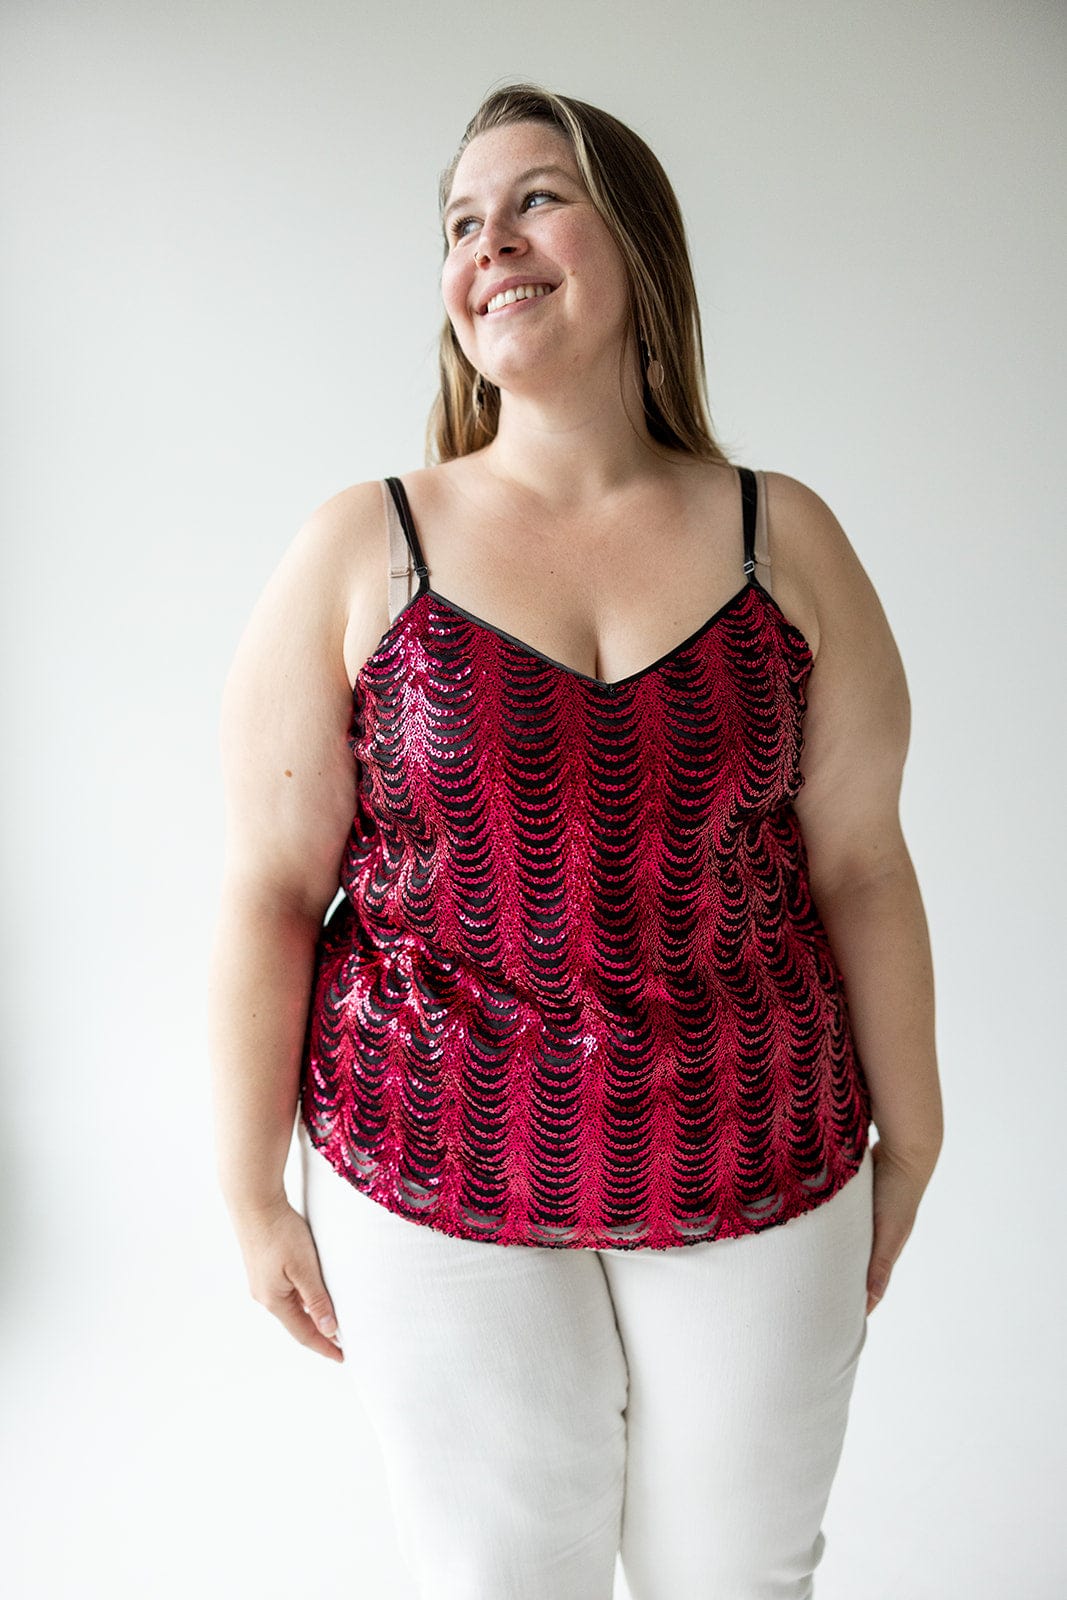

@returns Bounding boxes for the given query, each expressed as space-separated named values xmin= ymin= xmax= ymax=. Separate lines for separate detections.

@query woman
xmin=210 ymin=83 xmax=943 ymax=1599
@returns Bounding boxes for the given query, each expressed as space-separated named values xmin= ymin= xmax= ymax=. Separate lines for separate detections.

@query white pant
xmin=299 ymin=1119 xmax=873 ymax=1600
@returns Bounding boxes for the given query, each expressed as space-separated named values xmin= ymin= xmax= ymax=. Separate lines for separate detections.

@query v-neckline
xmin=365 ymin=469 xmax=814 ymax=697
xmin=416 ymin=581 xmax=759 ymax=691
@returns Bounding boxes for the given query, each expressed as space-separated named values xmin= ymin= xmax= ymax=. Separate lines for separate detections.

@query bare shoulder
xmin=760 ymin=470 xmax=885 ymax=661
xmin=313 ymin=464 xmax=480 ymax=682
xmin=293 ymin=478 xmax=402 ymax=680
xmin=294 ymin=477 xmax=388 ymax=589
xmin=222 ymin=476 xmax=394 ymax=722
xmin=221 ymin=478 xmax=389 ymax=710
xmin=761 ymin=470 xmax=861 ymax=570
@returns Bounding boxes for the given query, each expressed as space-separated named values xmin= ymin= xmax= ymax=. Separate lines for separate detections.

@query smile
xmin=482 ymin=283 xmax=556 ymax=316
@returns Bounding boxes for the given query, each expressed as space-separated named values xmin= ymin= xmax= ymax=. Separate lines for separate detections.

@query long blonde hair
xmin=426 ymin=81 xmax=737 ymax=469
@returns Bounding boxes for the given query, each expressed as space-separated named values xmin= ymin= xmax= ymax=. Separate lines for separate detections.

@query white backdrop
xmin=2 ymin=2 xmax=1064 ymax=1595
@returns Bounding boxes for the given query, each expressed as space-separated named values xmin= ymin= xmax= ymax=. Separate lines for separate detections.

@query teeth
xmin=485 ymin=283 xmax=552 ymax=315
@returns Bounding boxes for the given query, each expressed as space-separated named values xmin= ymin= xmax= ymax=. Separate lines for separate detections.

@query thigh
xmin=603 ymin=1147 xmax=873 ymax=1600
xmin=298 ymin=1119 xmax=628 ymax=1600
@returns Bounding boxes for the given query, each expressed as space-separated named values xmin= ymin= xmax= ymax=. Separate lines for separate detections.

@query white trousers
xmin=299 ymin=1119 xmax=873 ymax=1600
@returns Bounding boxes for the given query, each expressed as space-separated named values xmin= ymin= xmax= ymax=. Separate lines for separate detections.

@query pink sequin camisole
xmin=299 ymin=467 xmax=873 ymax=1249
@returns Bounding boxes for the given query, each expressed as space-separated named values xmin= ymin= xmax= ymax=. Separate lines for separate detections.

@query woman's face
xmin=440 ymin=120 xmax=634 ymax=398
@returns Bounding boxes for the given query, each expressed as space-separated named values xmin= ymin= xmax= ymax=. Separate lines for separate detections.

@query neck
xmin=477 ymin=354 xmax=671 ymax=512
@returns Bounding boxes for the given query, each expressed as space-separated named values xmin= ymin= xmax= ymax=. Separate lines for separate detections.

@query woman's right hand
xmin=230 ymin=1196 xmax=345 ymax=1363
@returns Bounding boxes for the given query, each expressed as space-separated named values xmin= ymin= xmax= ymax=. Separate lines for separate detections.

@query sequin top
xmin=299 ymin=466 xmax=872 ymax=1249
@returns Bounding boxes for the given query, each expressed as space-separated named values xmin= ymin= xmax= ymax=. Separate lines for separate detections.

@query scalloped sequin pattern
xmin=300 ymin=581 xmax=873 ymax=1250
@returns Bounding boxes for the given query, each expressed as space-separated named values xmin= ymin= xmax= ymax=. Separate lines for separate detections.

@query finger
xmin=868 ymin=1209 xmax=908 ymax=1303
xmin=270 ymin=1285 xmax=345 ymax=1362
xmin=865 ymin=1282 xmax=887 ymax=1316
xmin=867 ymin=1261 xmax=891 ymax=1305
xmin=290 ymin=1263 xmax=343 ymax=1347
xmin=297 ymin=1282 xmax=341 ymax=1340
xmin=867 ymin=1218 xmax=902 ymax=1311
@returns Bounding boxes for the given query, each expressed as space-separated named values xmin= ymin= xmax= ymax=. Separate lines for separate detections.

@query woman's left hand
xmin=866 ymin=1138 xmax=940 ymax=1316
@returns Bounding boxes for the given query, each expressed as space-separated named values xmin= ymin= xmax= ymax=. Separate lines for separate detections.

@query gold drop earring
xmin=641 ymin=329 xmax=665 ymax=391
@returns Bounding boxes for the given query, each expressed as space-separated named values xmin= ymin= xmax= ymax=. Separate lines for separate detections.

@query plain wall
xmin=2 ymin=1 xmax=1064 ymax=1595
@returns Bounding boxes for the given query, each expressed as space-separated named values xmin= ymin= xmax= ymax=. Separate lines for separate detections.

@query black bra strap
xmin=385 ymin=477 xmax=430 ymax=582
xmin=737 ymin=466 xmax=758 ymax=581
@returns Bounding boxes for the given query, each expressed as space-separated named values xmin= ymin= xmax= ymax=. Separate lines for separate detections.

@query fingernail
xmin=318 ymin=1314 xmax=337 ymax=1335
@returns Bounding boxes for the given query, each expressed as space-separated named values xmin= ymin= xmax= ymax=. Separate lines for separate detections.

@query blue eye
xmin=449 ymin=190 xmax=557 ymax=241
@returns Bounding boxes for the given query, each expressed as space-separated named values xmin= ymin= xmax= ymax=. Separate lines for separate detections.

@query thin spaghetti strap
xmin=737 ymin=466 xmax=758 ymax=582
xmin=382 ymin=480 xmax=415 ymax=626
xmin=386 ymin=478 xmax=430 ymax=576
xmin=753 ymin=468 xmax=773 ymax=596
xmin=382 ymin=477 xmax=430 ymax=626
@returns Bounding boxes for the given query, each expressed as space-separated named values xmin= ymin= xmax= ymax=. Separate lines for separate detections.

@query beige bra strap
xmin=753 ymin=468 xmax=773 ymax=596
xmin=382 ymin=479 xmax=417 ymax=626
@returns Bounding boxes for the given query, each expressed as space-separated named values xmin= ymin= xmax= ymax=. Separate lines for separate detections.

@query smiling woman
xmin=431 ymin=99 xmax=712 ymax=461
xmin=209 ymin=78 xmax=943 ymax=1600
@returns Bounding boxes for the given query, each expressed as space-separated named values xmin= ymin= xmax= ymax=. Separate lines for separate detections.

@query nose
xmin=473 ymin=214 xmax=526 ymax=263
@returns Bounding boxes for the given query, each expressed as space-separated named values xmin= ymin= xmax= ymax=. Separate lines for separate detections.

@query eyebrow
xmin=443 ymin=164 xmax=578 ymax=225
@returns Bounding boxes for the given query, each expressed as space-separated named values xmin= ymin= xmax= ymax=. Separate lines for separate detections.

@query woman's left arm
xmin=767 ymin=474 xmax=944 ymax=1317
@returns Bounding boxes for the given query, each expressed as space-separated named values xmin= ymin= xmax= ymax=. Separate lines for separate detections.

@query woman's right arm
xmin=207 ymin=479 xmax=386 ymax=1358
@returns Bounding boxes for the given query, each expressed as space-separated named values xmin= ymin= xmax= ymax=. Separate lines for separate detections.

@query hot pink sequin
xmin=300 ymin=490 xmax=872 ymax=1250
